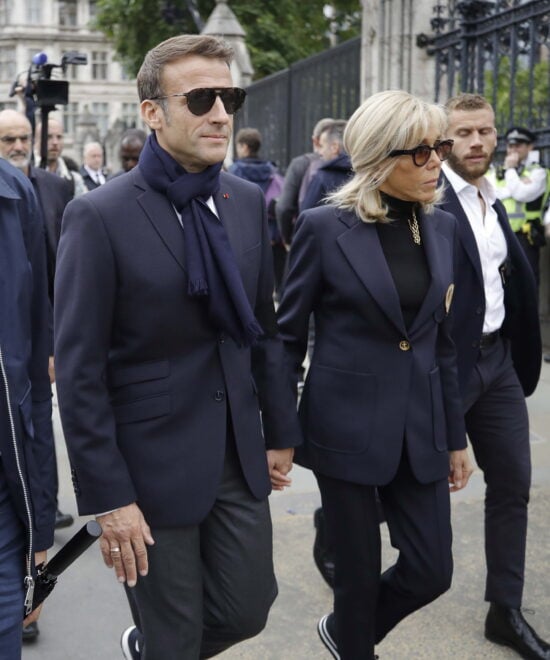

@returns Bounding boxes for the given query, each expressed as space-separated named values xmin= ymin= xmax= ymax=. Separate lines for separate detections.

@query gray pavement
xmin=23 ymin=362 xmax=550 ymax=659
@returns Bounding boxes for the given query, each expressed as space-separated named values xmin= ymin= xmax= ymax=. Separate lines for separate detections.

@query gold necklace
xmin=407 ymin=210 xmax=421 ymax=245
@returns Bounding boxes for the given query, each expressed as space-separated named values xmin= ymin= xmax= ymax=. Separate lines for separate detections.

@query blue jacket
xmin=0 ymin=160 xmax=55 ymax=558
xmin=300 ymin=153 xmax=353 ymax=211
xmin=228 ymin=157 xmax=276 ymax=193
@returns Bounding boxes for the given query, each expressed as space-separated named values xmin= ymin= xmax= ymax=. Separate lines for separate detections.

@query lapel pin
xmin=222 ymin=193 xmax=230 ymax=199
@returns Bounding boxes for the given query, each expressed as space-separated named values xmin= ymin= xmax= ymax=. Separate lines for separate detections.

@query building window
xmin=0 ymin=0 xmax=12 ymax=26
xmin=89 ymin=0 xmax=98 ymax=20
xmin=63 ymin=102 xmax=80 ymax=135
xmin=0 ymin=46 xmax=15 ymax=81
xmin=26 ymin=0 xmax=42 ymax=23
xmin=120 ymin=103 xmax=139 ymax=128
xmin=91 ymin=102 xmax=110 ymax=136
xmin=91 ymin=51 xmax=108 ymax=80
xmin=61 ymin=51 xmax=79 ymax=79
xmin=59 ymin=0 xmax=78 ymax=27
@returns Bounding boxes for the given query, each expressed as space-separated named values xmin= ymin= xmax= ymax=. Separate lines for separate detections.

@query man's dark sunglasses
xmin=389 ymin=139 xmax=454 ymax=167
xmin=150 ymin=87 xmax=246 ymax=116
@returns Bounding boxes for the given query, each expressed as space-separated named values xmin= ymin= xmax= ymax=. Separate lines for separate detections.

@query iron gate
xmin=419 ymin=0 xmax=550 ymax=149
xmin=235 ymin=37 xmax=361 ymax=171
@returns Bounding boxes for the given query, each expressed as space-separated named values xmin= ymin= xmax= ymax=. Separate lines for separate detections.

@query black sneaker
xmin=55 ymin=508 xmax=74 ymax=529
xmin=121 ymin=626 xmax=141 ymax=660
xmin=318 ymin=614 xmax=340 ymax=659
xmin=22 ymin=621 xmax=39 ymax=643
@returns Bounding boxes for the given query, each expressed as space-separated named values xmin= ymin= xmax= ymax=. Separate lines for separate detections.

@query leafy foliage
xmin=484 ymin=57 xmax=550 ymax=131
xmin=94 ymin=0 xmax=361 ymax=78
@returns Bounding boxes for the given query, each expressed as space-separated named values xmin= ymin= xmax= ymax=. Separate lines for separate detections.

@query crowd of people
xmin=0 ymin=31 xmax=549 ymax=660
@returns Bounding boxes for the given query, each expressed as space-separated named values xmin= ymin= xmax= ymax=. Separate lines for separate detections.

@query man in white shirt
xmin=439 ymin=93 xmax=547 ymax=659
xmin=80 ymin=141 xmax=107 ymax=191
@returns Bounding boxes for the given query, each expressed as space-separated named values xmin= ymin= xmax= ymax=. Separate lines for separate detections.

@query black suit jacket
xmin=28 ymin=165 xmax=73 ymax=299
xmin=439 ymin=173 xmax=541 ymax=397
xmin=79 ymin=166 xmax=104 ymax=191
xmin=278 ymin=204 xmax=466 ymax=486
xmin=54 ymin=169 xmax=302 ymax=527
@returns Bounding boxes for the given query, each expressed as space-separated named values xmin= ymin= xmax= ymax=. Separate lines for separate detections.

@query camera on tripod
xmin=10 ymin=50 xmax=88 ymax=168
xmin=27 ymin=50 xmax=88 ymax=107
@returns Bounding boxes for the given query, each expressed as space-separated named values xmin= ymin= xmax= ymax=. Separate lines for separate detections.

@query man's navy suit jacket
xmin=278 ymin=204 xmax=466 ymax=487
xmin=439 ymin=174 xmax=541 ymax=398
xmin=54 ymin=168 xmax=302 ymax=527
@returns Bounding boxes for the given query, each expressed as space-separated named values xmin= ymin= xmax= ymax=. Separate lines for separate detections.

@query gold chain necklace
xmin=407 ymin=210 xmax=421 ymax=245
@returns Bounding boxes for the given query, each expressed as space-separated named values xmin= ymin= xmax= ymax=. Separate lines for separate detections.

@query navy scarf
xmin=138 ymin=133 xmax=263 ymax=347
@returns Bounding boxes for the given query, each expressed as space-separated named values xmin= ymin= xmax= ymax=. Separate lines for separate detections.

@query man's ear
xmin=141 ymin=100 xmax=162 ymax=131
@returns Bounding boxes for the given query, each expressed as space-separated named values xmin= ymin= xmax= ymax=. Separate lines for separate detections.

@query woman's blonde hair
xmin=328 ymin=90 xmax=448 ymax=223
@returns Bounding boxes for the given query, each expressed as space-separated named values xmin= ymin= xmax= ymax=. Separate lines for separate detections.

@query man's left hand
xmin=267 ymin=448 xmax=294 ymax=491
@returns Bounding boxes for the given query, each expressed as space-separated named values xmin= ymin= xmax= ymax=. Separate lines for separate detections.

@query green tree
xmin=94 ymin=0 xmax=361 ymax=79
xmin=484 ymin=57 xmax=550 ymax=131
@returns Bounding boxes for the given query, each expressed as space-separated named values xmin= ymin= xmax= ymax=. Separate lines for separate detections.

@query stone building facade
xmin=0 ymin=0 xmax=141 ymax=168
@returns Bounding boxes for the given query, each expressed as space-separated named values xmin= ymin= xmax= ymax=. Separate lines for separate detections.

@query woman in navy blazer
xmin=278 ymin=91 xmax=473 ymax=659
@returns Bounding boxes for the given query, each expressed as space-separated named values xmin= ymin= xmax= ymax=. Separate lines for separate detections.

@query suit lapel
xmin=212 ymin=178 xmax=245 ymax=262
xmin=408 ymin=210 xmax=447 ymax=336
xmin=134 ymin=170 xmax=187 ymax=273
xmin=440 ymin=175 xmax=484 ymax=287
xmin=337 ymin=213 xmax=407 ymax=335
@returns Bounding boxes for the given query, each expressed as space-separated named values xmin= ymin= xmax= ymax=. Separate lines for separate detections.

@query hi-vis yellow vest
xmin=492 ymin=164 xmax=549 ymax=233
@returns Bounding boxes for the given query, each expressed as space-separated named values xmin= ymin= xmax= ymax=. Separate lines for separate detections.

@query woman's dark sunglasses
xmin=150 ymin=87 xmax=246 ymax=116
xmin=388 ymin=139 xmax=454 ymax=167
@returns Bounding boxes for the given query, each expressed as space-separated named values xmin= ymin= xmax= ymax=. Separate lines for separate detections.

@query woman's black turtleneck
xmin=376 ymin=193 xmax=430 ymax=329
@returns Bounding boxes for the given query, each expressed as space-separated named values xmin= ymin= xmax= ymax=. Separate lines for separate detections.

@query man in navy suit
xmin=54 ymin=34 xmax=301 ymax=659
xmin=440 ymin=93 xmax=548 ymax=659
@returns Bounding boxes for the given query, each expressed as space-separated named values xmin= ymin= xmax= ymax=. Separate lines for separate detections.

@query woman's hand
xmin=448 ymin=448 xmax=474 ymax=492
xmin=267 ymin=448 xmax=294 ymax=491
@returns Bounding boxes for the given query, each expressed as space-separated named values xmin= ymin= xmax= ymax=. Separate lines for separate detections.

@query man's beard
xmin=447 ymin=149 xmax=494 ymax=183
xmin=7 ymin=153 xmax=30 ymax=171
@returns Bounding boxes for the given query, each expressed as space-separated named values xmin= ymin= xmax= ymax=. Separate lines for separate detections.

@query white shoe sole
xmin=318 ymin=614 xmax=340 ymax=659
xmin=120 ymin=626 xmax=137 ymax=660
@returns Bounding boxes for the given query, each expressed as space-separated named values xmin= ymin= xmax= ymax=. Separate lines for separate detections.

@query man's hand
xmin=267 ymin=448 xmax=294 ymax=491
xmin=97 ymin=503 xmax=155 ymax=587
xmin=504 ymin=151 xmax=520 ymax=169
xmin=22 ymin=550 xmax=47 ymax=627
xmin=448 ymin=448 xmax=474 ymax=492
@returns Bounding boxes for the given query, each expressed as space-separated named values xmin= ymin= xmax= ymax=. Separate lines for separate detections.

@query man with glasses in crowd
xmin=54 ymin=34 xmax=301 ymax=660
xmin=440 ymin=94 xmax=548 ymax=659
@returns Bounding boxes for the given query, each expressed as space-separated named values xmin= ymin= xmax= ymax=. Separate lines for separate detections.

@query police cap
xmin=505 ymin=126 xmax=536 ymax=145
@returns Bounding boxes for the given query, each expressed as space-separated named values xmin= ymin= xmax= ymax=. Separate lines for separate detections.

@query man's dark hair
xmin=445 ymin=93 xmax=492 ymax=113
xmin=137 ymin=35 xmax=234 ymax=107
xmin=120 ymin=128 xmax=147 ymax=147
xmin=235 ymin=128 xmax=262 ymax=157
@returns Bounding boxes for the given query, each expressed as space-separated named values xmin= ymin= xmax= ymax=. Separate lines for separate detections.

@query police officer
xmin=493 ymin=126 xmax=548 ymax=288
